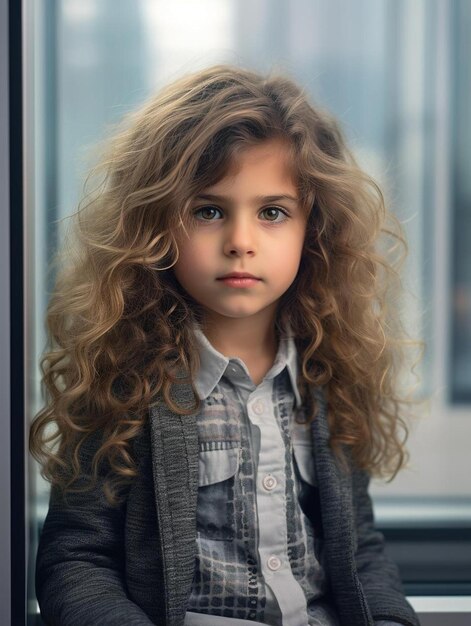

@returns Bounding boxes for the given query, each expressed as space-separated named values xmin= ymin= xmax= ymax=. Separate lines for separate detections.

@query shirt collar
xmin=192 ymin=324 xmax=302 ymax=407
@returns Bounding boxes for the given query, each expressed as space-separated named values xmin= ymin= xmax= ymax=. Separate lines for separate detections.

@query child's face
xmin=173 ymin=138 xmax=307 ymax=329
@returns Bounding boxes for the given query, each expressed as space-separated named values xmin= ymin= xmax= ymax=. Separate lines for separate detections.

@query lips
xmin=217 ymin=274 xmax=261 ymax=288
xmin=217 ymin=272 xmax=260 ymax=280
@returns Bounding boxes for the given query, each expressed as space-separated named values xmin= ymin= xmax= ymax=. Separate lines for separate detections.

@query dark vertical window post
xmin=0 ymin=0 xmax=11 ymax=619
xmin=8 ymin=0 xmax=25 ymax=624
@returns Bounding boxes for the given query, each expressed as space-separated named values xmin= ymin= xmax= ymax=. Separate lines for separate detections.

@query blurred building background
xmin=17 ymin=0 xmax=471 ymax=623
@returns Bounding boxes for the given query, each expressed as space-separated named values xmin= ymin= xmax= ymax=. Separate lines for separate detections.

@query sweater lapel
xmin=310 ymin=386 xmax=373 ymax=626
xmin=149 ymin=382 xmax=199 ymax=626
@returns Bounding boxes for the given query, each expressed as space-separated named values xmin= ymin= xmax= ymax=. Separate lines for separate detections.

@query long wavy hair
xmin=29 ymin=63 xmax=423 ymax=504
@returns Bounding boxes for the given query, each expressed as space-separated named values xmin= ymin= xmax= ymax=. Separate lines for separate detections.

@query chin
xmin=219 ymin=311 xmax=258 ymax=319
xmin=211 ymin=307 xmax=262 ymax=319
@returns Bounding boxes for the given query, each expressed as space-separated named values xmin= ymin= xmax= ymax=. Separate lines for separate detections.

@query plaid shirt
xmin=185 ymin=327 xmax=339 ymax=626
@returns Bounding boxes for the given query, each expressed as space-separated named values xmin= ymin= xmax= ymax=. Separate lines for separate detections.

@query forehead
xmin=207 ymin=138 xmax=298 ymax=191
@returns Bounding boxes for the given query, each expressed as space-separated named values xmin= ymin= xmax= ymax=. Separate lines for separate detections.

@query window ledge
xmin=408 ymin=596 xmax=471 ymax=612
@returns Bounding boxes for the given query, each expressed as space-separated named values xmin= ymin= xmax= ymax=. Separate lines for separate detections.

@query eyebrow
xmin=194 ymin=193 xmax=299 ymax=204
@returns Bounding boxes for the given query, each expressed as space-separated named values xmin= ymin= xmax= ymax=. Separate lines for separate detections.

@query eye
xmin=193 ymin=206 xmax=223 ymax=221
xmin=260 ymin=206 xmax=289 ymax=222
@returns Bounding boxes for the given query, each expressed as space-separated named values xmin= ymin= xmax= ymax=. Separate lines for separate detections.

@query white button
xmin=252 ymin=400 xmax=265 ymax=415
xmin=262 ymin=474 xmax=277 ymax=491
xmin=267 ymin=555 xmax=281 ymax=571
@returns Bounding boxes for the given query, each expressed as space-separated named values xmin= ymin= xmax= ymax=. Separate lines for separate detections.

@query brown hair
xmin=29 ymin=64 xmax=424 ymax=504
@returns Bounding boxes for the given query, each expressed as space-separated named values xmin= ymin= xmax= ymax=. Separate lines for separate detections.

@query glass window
xmin=24 ymin=0 xmax=471 ymax=622
xmin=451 ymin=0 xmax=471 ymax=403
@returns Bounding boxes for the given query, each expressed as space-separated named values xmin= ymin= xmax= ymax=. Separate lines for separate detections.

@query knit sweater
xmin=35 ymin=381 xmax=420 ymax=626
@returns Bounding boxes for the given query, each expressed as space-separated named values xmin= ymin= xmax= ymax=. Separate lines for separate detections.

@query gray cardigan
xmin=36 ymin=382 xmax=420 ymax=626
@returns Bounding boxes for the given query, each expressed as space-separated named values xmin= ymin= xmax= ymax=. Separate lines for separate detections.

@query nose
xmin=223 ymin=216 xmax=256 ymax=257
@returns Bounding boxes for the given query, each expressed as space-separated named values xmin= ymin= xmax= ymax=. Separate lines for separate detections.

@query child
xmin=30 ymin=64 xmax=421 ymax=626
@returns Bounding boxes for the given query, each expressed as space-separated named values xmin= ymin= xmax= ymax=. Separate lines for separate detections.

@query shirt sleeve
xmin=184 ymin=613 xmax=407 ymax=625
xmin=184 ymin=612 xmax=267 ymax=625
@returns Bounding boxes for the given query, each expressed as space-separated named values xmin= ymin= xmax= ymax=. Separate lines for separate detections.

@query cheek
xmin=272 ymin=233 xmax=305 ymax=273
xmin=174 ymin=238 xmax=211 ymax=285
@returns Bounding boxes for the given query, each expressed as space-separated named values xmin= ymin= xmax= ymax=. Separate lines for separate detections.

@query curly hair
xmin=29 ymin=63 xmax=423 ymax=504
